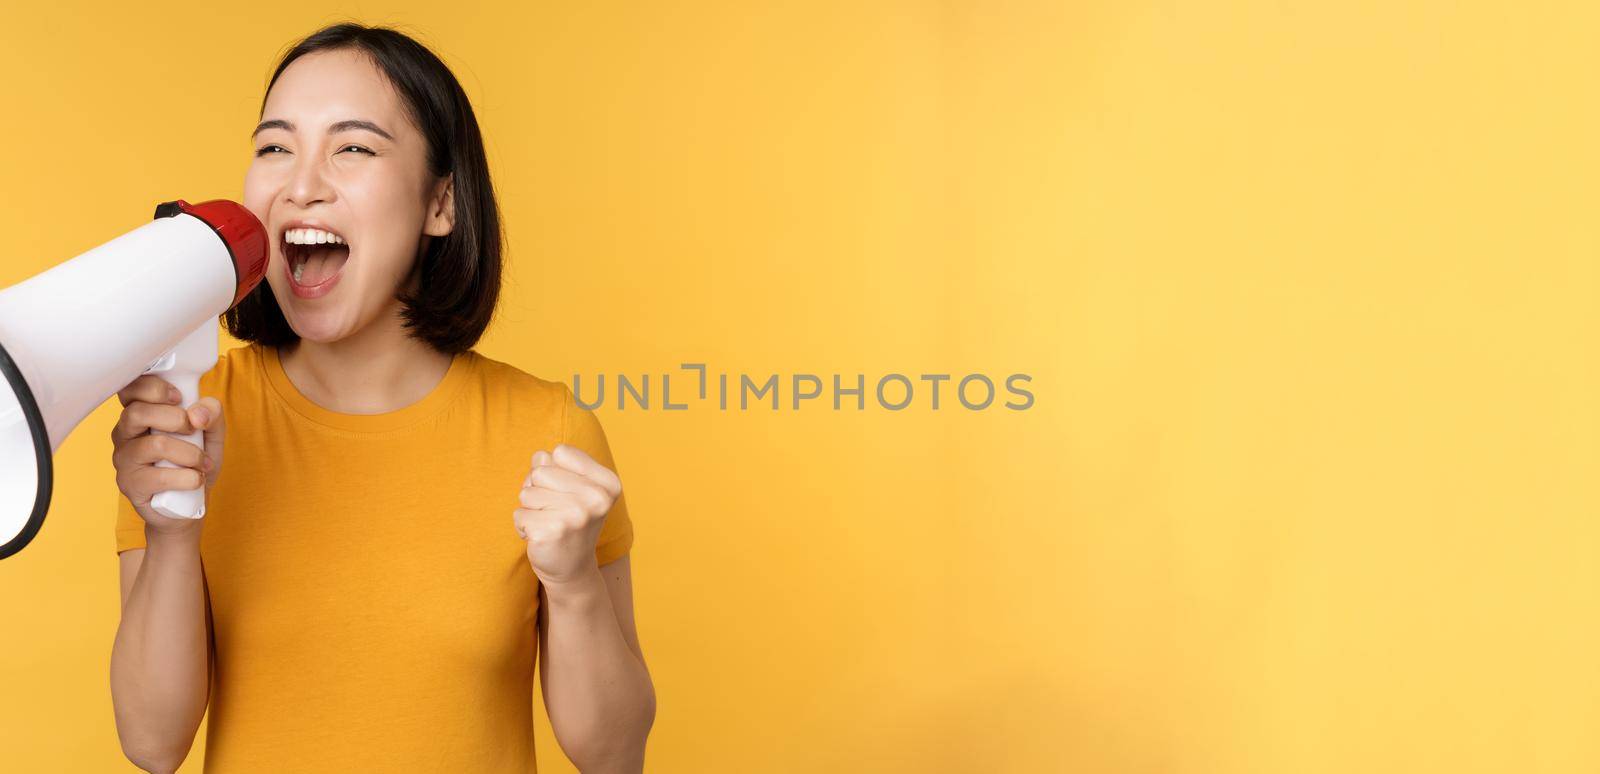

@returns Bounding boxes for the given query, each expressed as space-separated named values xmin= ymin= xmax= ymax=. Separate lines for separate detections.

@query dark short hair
xmin=225 ymin=22 xmax=502 ymax=355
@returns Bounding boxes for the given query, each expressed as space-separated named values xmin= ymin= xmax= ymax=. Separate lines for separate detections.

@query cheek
xmin=354 ymin=231 xmax=421 ymax=287
xmin=344 ymin=174 xmax=420 ymax=223
xmin=344 ymin=179 xmax=429 ymax=278
xmin=241 ymin=165 xmax=276 ymax=229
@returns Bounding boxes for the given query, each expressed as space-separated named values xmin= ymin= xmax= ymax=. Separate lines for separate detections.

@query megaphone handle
xmin=150 ymin=372 xmax=206 ymax=520
xmin=142 ymin=321 xmax=218 ymax=519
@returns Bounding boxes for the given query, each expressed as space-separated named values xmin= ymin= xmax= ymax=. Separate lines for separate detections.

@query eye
xmin=254 ymin=144 xmax=288 ymax=156
xmin=337 ymin=144 xmax=375 ymax=155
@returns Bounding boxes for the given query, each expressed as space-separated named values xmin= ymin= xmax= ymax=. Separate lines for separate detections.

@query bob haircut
xmin=225 ymin=22 xmax=502 ymax=355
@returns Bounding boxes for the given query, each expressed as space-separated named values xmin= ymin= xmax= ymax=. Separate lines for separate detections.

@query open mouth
xmin=282 ymin=226 xmax=351 ymax=292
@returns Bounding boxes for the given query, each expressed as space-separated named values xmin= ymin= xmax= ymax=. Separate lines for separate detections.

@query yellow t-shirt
xmin=115 ymin=342 xmax=633 ymax=772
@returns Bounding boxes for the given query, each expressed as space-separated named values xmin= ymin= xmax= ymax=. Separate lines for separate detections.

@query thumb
xmin=524 ymin=449 xmax=553 ymax=488
xmin=188 ymin=397 xmax=225 ymax=470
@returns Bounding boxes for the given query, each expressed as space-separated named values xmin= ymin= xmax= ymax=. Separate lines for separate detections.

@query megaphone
xmin=0 ymin=200 xmax=268 ymax=560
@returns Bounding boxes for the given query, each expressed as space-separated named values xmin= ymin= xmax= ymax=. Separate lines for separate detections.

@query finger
xmin=117 ymin=375 xmax=182 ymax=408
xmin=512 ymin=507 xmax=551 ymax=541
xmin=550 ymin=444 xmax=622 ymax=498
xmin=518 ymin=484 xmax=573 ymax=511
xmin=528 ymin=466 xmax=613 ymax=515
xmin=190 ymin=397 xmax=224 ymax=434
xmin=528 ymin=463 xmax=597 ymax=496
xmin=189 ymin=397 xmax=225 ymax=481
xmin=127 ymin=464 xmax=205 ymax=495
xmin=512 ymin=508 xmax=568 ymax=543
xmin=114 ymin=434 xmax=206 ymax=470
xmin=524 ymin=449 xmax=552 ymax=489
xmin=112 ymin=402 xmax=195 ymax=441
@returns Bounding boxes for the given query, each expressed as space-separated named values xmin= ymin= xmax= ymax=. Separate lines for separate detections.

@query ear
xmin=423 ymin=173 xmax=455 ymax=237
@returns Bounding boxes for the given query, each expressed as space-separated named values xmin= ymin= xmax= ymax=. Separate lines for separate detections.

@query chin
xmin=285 ymin=315 xmax=357 ymax=344
xmin=274 ymin=300 xmax=353 ymax=343
xmin=289 ymin=328 xmax=345 ymax=345
xmin=267 ymin=278 xmax=356 ymax=339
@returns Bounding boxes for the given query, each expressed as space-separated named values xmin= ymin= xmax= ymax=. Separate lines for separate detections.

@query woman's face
xmin=243 ymin=47 xmax=453 ymax=344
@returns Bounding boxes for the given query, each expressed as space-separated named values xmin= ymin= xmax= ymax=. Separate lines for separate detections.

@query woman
xmin=108 ymin=23 xmax=655 ymax=773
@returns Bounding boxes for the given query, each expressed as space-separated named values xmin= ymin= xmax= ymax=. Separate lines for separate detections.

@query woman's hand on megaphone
xmin=110 ymin=374 xmax=226 ymax=535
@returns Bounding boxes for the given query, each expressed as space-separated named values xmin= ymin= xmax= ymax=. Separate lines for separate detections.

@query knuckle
xmin=126 ymin=404 xmax=159 ymax=433
xmin=117 ymin=378 xmax=146 ymax=405
xmin=144 ymin=434 xmax=172 ymax=463
xmin=150 ymin=433 xmax=176 ymax=458
xmin=132 ymin=433 xmax=162 ymax=455
xmin=116 ymin=436 xmax=146 ymax=464
xmin=142 ymin=404 xmax=182 ymax=433
xmin=122 ymin=469 xmax=151 ymax=498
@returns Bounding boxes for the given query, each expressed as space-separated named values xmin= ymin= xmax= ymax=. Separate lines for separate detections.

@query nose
xmin=283 ymin=151 xmax=335 ymax=209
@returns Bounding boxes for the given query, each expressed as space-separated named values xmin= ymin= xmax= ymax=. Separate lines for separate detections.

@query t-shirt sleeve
xmin=115 ymin=491 xmax=147 ymax=554
xmin=560 ymin=382 xmax=634 ymax=566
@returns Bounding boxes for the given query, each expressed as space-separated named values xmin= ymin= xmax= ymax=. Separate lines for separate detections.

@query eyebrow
xmin=251 ymin=118 xmax=395 ymax=141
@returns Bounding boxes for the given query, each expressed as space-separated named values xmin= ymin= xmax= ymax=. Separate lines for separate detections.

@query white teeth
xmin=284 ymin=227 xmax=346 ymax=246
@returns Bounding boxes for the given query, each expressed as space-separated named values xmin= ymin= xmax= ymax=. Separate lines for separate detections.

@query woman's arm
xmin=111 ymin=531 xmax=213 ymax=774
xmin=538 ymin=554 xmax=655 ymax=772
xmin=108 ymin=375 xmax=224 ymax=772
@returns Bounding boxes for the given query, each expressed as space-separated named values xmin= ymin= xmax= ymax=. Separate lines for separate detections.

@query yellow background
xmin=0 ymin=1 xmax=1595 ymax=771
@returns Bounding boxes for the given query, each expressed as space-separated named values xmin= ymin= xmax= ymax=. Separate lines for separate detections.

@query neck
xmin=277 ymin=303 xmax=456 ymax=415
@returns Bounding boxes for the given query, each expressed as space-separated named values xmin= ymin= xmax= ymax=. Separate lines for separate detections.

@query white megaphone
xmin=0 ymin=199 xmax=268 ymax=560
